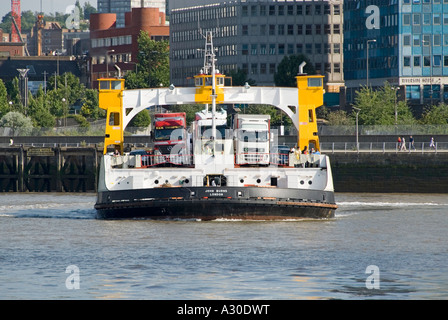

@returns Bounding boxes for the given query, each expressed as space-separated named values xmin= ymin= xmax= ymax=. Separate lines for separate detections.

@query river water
xmin=0 ymin=192 xmax=447 ymax=300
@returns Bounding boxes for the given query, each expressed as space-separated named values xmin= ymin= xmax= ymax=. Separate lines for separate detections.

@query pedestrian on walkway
xmin=400 ymin=137 xmax=407 ymax=151
xmin=397 ymin=136 xmax=402 ymax=150
xmin=429 ymin=137 xmax=436 ymax=149
xmin=409 ymin=136 xmax=416 ymax=151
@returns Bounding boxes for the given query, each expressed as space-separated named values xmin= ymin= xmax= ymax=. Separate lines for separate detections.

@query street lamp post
xmin=366 ymin=39 xmax=376 ymax=88
xmin=392 ymin=86 xmax=400 ymax=133
xmin=353 ymin=107 xmax=361 ymax=151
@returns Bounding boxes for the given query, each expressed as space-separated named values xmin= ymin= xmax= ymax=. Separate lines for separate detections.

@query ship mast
xmin=202 ymin=31 xmax=217 ymax=145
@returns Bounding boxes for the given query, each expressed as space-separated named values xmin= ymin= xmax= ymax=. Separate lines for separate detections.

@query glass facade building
xmin=170 ymin=0 xmax=344 ymax=92
xmin=344 ymin=0 xmax=448 ymax=106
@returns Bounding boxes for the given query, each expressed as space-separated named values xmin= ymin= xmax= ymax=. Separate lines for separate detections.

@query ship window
xmin=195 ymin=78 xmax=203 ymax=86
xmin=308 ymin=78 xmax=322 ymax=87
xmin=308 ymin=109 xmax=314 ymax=122
xmin=109 ymin=112 xmax=120 ymax=126
xmin=99 ymin=81 xmax=110 ymax=90
xmin=111 ymin=81 xmax=122 ymax=90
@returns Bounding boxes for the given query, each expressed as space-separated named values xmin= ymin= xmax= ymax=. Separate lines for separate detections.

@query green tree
xmin=0 ymin=79 xmax=11 ymax=118
xmin=128 ymin=109 xmax=151 ymax=127
xmin=227 ymin=68 xmax=256 ymax=86
xmin=28 ymin=86 xmax=56 ymax=128
xmin=0 ymin=111 xmax=33 ymax=136
xmin=274 ymin=55 xmax=316 ymax=87
xmin=353 ymin=83 xmax=415 ymax=125
xmin=420 ymin=103 xmax=448 ymax=125
xmin=80 ymin=89 xmax=103 ymax=120
xmin=125 ymin=31 xmax=170 ymax=89
xmin=326 ymin=110 xmax=354 ymax=126
xmin=83 ymin=2 xmax=97 ymax=19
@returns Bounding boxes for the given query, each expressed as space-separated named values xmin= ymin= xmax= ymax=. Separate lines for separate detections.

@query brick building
xmin=89 ymin=7 xmax=169 ymax=89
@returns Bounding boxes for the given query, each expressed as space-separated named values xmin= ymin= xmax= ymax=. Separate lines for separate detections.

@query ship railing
xmin=321 ymin=141 xmax=448 ymax=154
xmin=109 ymin=153 xmax=194 ymax=168
xmin=234 ymin=152 xmax=324 ymax=168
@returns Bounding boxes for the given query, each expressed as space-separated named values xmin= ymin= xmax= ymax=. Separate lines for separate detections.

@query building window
xmin=296 ymin=44 xmax=303 ymax=54
xmin=424 ymin=56 xmax=431 ymax=67
xmin=413 ymin=35 xmax=420 ymax=46
xmin=306 ymin=43 xmax=312 ymax=55
xmin=278 ymin=44 xmax=285 ymax=55
xmin=287 ymin=5 xmax=294 ymax=15
xmin=278 ymin=25 xmax=285 ymax=35
xmin=414 ymin=56 xmax=421 ymax=67
xmin=269 ymin=44 xmax=276 ymax=55
xmin=251 ymin=63 xmax=258 ymax=74
xmin=324 ymin=24 xmax=331 ymax=34
xmin=434 ymin=55 xmax=442 ymax=67
xmin=403 ymin=35 xmax=411 ymax=46
xmin=251 ymin=5 xmax=257 ymax=16
xmin=333 ymin=43 xmax=340 ymax=54
xmin=315 ymin=43 xmax=322 ymax=54
xmin=334 ymin=5 xmax=340 ymax=15
xmin=242 ymin=6 xmax=248 ymax=17
xmin=287 ymin=44 xmax=294 ymax=54
xmin=434 ymin=14 xmax=441 ymax=25
xmin=444 ymin=55 xmax=448 ymax=66
xmin=269 ymin=25 xmax=276 ymax=35
xmin=413 ymin=13 xmax=421 ymax=25
xmin=315 ymin=24 xmax=321 ymax=34
xmin=404 ymin=56 xmax=411 ymax=67
xmin=269 ymin=63 xmax=276 ymax=74
xmin=315 ymin=5 xmax=321 ymax=15
xmin=334 ymin=63 xmax=340 ymax=73
xmin=278 ymin=6 xmax=284 ymax=16
xmin=297 ymin=25 xmax=303 ymax=35
xmin=306 ymin=25 xmax=312 ymax=35
xmin=406 ymin=85 xmax=420 ymax=100
xmin=403 ymin=14 xmax=410 ymax=25
xmin=260 ymin=44 xmax=267 ymax=55
xmin=260 ymin=6 xmax=266 ymax=16
xmin=251 ymin=44 xmax=257 ymax=55
xmin=334 ymin=24 xmax=340 ymax=34
xmin=260 ymin=63 xmax=267 ymax=74
xmin=242 ymin=44 xmax=248 ymax=55
xmin=287 ymin=25 xmax=294 ymax=35
xmin=269 ymin=5 xmax=275 ymax=16
xmin=242 ymin=25 xmax=248 ymax=36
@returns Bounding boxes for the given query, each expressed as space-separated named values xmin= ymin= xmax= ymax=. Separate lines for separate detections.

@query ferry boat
xmin=94 ymin=32 xmax=337 ymax=220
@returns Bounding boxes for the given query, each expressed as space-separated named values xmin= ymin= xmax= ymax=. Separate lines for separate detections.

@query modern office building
xmin=98 ymin=0 xmax=166 ymax=27
xmin=169 ymin=0 xmax=344 ymax=96
xmin=344 ymin=0 xmax=448 ymax=108
xmin=89 ymin=7 xmax=169 ymax=89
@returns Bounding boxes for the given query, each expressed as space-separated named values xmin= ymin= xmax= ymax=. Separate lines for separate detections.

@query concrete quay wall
xmin=329 ymin=152 xmax=448 ymax=193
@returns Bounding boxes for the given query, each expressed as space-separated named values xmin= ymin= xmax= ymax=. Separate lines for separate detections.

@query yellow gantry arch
xmin=98 ymin=73 xmax=324 ymax=155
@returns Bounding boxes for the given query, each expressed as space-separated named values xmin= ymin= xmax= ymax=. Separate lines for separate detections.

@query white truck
xmin=233 ymin=114 xmax=271 ymax=166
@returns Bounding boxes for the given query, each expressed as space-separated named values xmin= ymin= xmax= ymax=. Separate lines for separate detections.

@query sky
xmin=0 ymin=0 xmax=96 ymax=20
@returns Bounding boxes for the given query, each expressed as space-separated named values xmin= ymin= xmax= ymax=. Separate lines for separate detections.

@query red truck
xmin=152 ymin=112 xmax=191 ymax=165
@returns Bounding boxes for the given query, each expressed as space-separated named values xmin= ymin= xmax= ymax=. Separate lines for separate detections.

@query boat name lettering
xmin=205 ymin=189 xmax=228 ymax=196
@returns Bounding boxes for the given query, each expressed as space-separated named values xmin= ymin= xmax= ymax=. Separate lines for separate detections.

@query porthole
xmin=154 ymin=180 xmax=159 ymax=184
xmin=256 ymin=179 xmax=261 ymax=184
xmin=300 ymin=180 xmax=305 ymax=185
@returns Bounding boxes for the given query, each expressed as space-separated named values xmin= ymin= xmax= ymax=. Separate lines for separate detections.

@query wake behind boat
xmin=94 ymin=31 xmax=337 ymax=220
